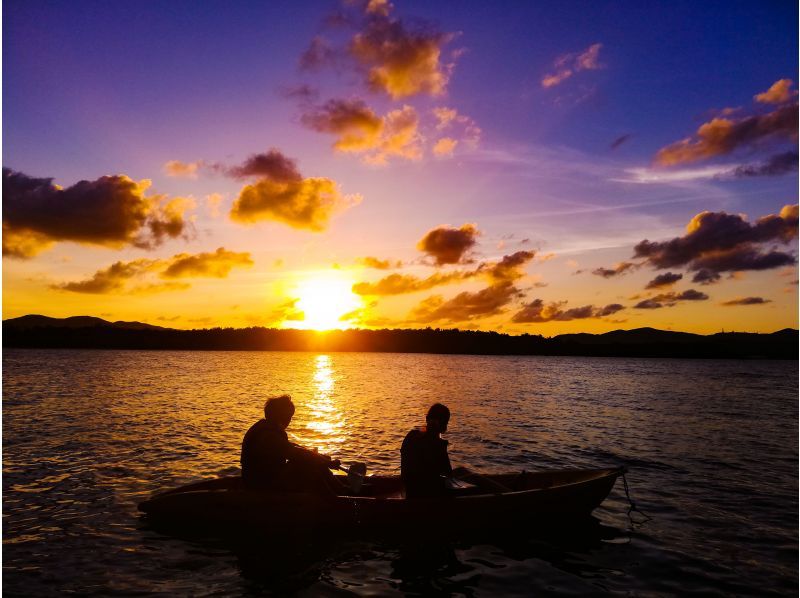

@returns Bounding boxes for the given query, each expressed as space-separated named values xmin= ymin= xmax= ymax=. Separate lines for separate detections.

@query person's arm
xmin=288 ymin=441 xmax=340 ymax=469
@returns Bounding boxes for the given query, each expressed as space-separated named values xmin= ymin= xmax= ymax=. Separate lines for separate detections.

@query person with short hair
xmin=241 ymin=394 xmax=341 ymax=493
xmin=400 ymin=403 xmax=453 ymax=498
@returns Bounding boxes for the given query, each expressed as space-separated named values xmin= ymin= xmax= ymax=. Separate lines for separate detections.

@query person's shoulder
xmin=402 ymin=427 xmax=424 ymax=443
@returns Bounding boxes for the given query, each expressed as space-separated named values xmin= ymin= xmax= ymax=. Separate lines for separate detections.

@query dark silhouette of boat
xmin=138 ymin=468 xmax=623 ymax=530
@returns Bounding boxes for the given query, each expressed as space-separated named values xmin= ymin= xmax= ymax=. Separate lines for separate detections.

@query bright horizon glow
xmin=286 ymin=274 xmax=363 ymax=331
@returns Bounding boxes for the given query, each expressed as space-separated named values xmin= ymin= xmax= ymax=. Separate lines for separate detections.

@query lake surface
xmin=3 ymin=349 xmax=797 ymax=596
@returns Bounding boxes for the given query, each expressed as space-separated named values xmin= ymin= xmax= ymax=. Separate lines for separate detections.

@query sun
xmin=288 ymin=274 xmax=363 ymax=331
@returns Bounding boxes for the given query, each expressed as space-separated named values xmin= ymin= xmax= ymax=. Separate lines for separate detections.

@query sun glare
xmin=288 ymin=275 xmax=362 ymax=330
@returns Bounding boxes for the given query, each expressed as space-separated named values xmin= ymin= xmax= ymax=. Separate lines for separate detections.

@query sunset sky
xmin=3 ymin=0 xmax=798 ymax=334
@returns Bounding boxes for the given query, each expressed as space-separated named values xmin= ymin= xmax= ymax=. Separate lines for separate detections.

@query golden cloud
xmin=349 ymin=13 xmax=454 ymax=99
xmin=160 ymin=247 xmax=254 ymax=279
xmin=357 ymin=256 xmax=402 ymax=269
xmin=754 ymin=79 xmax=797 ymax=105
xmin=3 ymin=168 xmax=193 ymax=259
xmin=655 ymin=103 xmax=798 ymax=165
xmin=53 ymin=247 xmax=253 ymax=294
xmin=230 ymin=177 xmax=361 ymax=231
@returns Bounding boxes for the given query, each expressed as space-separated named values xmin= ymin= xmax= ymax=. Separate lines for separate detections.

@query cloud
xmin=479 ymin=250 xmax=536 ymax=282
xmin=301 ymin=98 xmax=384 ymax=152
xmin=541 ymin=43 xmax=604 ymax=89
xmin=655 ymin=103 xmax=798 ymax=165
xmin=3 ymin=168 xmax=193 ymax=258
xmin=433 ymin=137 xmax=458 ymax=156
xmin=163 ymin=160 xmax=200 ymax=178
xmin=53 ymin=247 xmax=252 ymax=294
xmin=160 ymin=247 xmax=254 ymax=278
xmin=409 ymin=281 xmax=522 ymax=323
xmin=299 ymin=36 xmax=337 ymax=70
xmin=269 ymin=298 xmax=305 ymax=323
xmin=417 ymin=223 xmax=479 ymax=265
xmin=691 ymin=269 xmax=721 ymax=285
xmin=206 ymin=193 xmax=225 ymax=218
xmin=357 ymin=256 xmax=402 ymax=269
xmin=731 ymin=151 xmax=798 ymax=177
xmin=591 ymin=261 xmax=638 ymax=278
xmin=634 ymin=289 xmax=709 ymax=309
xmin=431 ymin=106 xmax=481 ymax=151
xmin=610 ymin=134 xmax=631 ymax=150
xmin=224 ymin=150 xmax=302 ymax=181
xmin=352 ymin=250 xmax=534 ymax=296
xmin=230 ymin=176 xmax=361 ymax=231
xmin=349 ymin=9 xmax=455 ymax=98
xmin=721 ymin=296 xmax=772 ymax=306
xmin=512 ymin=299 xmax=624 ymax=323
xmin=645 ymin=272 xmax=683 ymax=289
xmin=353 ymin=270 xmax=472 ymax=296
xmin=301 ymin=99 xmax=421 ymax=164
xmin=633 ymin=205 xmax=798 ymax=274
xmin=754 ymin=79 xmax=797 ymax=104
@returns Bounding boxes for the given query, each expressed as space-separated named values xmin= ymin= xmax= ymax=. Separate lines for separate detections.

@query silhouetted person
xmin=401 ymin=403 xmax=453 ymax=498
xmin=241 ymin=394 xmax=342 ymax=494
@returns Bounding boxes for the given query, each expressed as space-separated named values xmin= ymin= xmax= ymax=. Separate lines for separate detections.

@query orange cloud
xmin=230 ymin=177 xmax=361 ymax=231
xmin=163 ymin=160 xmax=200 ymax=178
xmin=53 ymin=247 xmax=253 ymax=294
xmin=433 ymin=137 xmax=458 ymax=157
xmin=542 ymin=43 xmax=604 ymax=89
xmin=655 ymin=103 xmax=798 ymax=165
xmin=301 ymin=100 xmax=421 ymax=164
xmin=353 ymin=271 xmax=473 ymax=296
xmin=160 ymin=247 xmax=254 ymax=279
xmin=754 ymin=79 xmax=797 ymax=104
xmin=410 ymin=281 xmax=522 ymax=323
xmin=349 ymin=11 xmax=455 ymax=98
xmin=3 ymin=168 xmax=193 ymax=258
xmin=357 ymin=256 xmax=402 ymax=269
xmin=417 ymin=223 xmax=480 ymax=265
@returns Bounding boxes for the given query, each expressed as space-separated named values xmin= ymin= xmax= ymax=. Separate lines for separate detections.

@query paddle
xmin=334 ymin=462 xmax=367 ymax=494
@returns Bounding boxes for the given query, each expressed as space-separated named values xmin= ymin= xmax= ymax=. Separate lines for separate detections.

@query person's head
xmin=426 ymin=403 xmax=450 ymax=434
xmin=264 ymin=394 xmax=295 ymax=429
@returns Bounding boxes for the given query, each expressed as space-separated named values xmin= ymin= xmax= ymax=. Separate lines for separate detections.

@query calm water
xmin=3 ymin=349 xmax=797 ymax=596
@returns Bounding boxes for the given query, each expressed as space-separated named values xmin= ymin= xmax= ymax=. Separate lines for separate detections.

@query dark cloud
xmin=417 ymin=223 xmax=479 ymax=265
xmin=610 ymin=134 xmax=631 ymax=150
xmin=591 ymin=261 xmax=638 ymax=278
xmin=691 ymin=269 xmax=722 ymax=285
xmin=731 ymin=151 xmax=798 ymax=178
xmin=655 ymin=103 xmax=798 ymax=165
xmin=480 ymin=250 xmax=536 ymax=282
xmin=409 ymin=281 xmax=521 ymax=323
xmin=634 ymin=289 xmax=709 ymax=309
xmin=721 ymin=296 xmax=772 ymax=306
xmin=225 ymin=150 xmax=302 ymax=182
xmin=645 ymin=272 xmax=683 ymax=289
xmin=3 ymin=168 xmax=193 ymax=259
xmin=633 ymin=205 xmax=798 ymax=274
xmin=299 ymin=36 xmax=337 ymax=70
xmin=512 ymin=299 xmax=624 ymax=323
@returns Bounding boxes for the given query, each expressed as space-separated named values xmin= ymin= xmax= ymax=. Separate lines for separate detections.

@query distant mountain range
xmin=3 ymin=315 xmax=797 ymax=359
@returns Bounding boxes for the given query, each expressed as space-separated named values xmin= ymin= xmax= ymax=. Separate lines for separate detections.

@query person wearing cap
xmin=400 ymin=403 xmax=453 ymax=498
xmin=241 ymin=394 xmax=342 ymax=493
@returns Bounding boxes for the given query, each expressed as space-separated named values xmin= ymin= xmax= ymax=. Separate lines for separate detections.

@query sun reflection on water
xmin=295 ymin=355 xmax=346 ymax=454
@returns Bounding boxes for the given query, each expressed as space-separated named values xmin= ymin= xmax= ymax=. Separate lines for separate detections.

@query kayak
xmin=138 ymin=467 xmax=624 ymax=530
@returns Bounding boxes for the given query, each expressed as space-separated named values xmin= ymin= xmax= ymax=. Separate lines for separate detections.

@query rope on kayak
xmin=621 ymin=470 xmax=652 ymax=524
